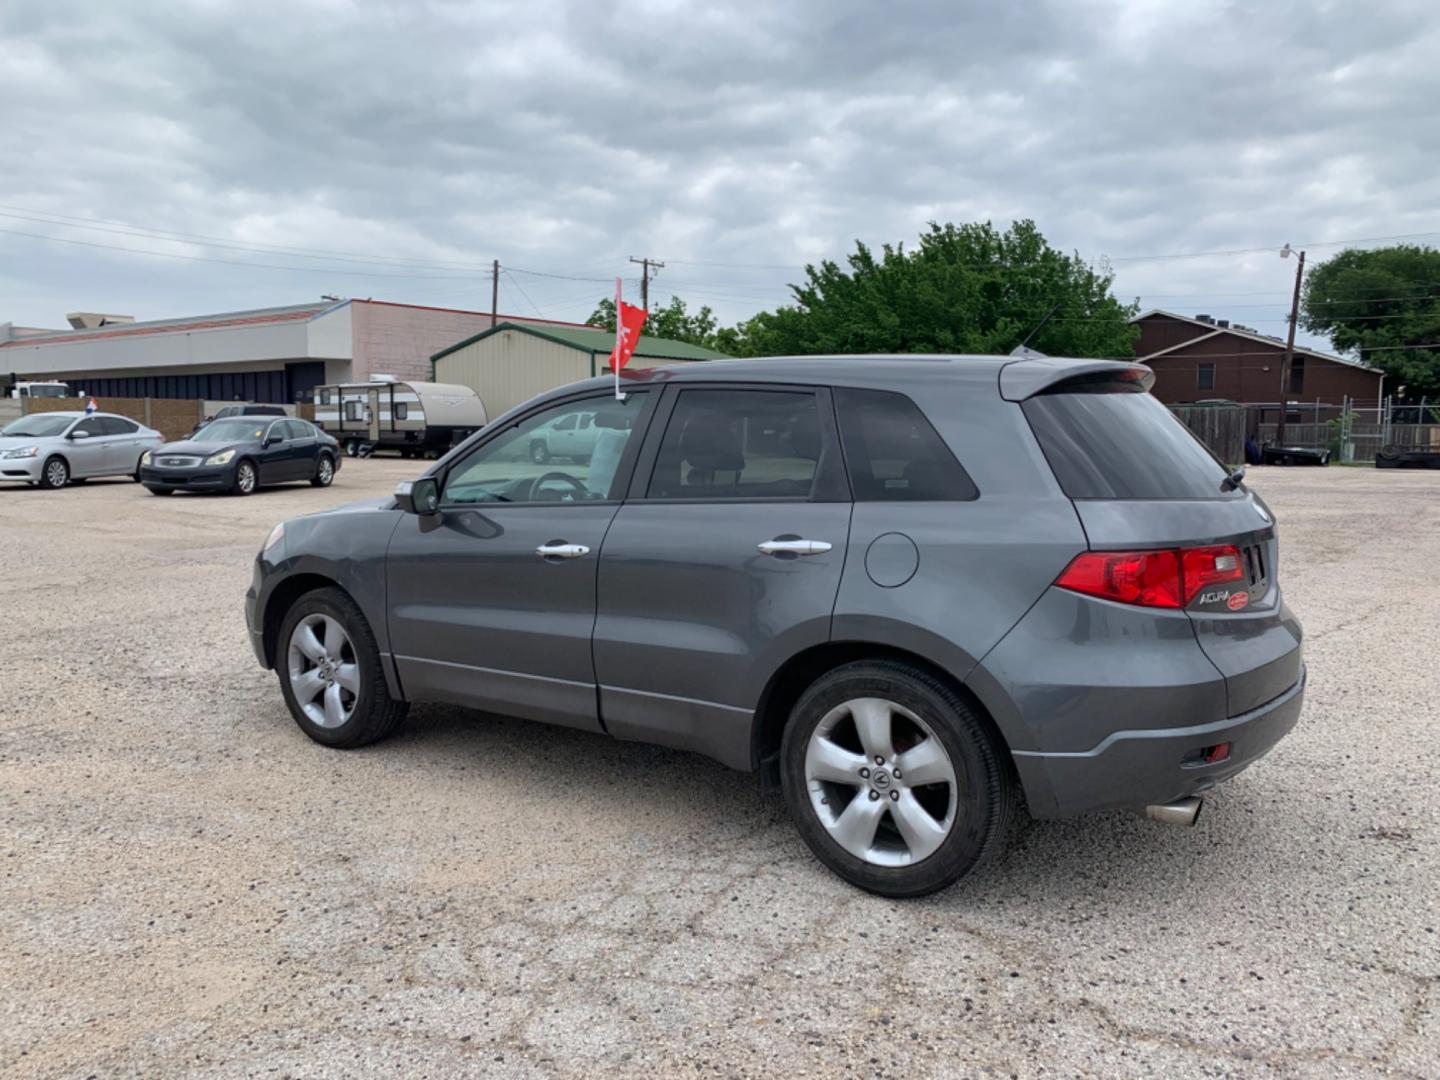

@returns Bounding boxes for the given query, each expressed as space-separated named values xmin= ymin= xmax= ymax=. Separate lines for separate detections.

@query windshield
xmin=25 ymin=385 xmax=69 ymax=398
xmin=1 ymin=415 xmax=73 ymax=438
xmin=195 ymin=418 xmax=268 ymax=443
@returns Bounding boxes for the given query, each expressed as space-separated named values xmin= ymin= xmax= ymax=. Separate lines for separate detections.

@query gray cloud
xmin=2 ymin=0 xmax=1437 ymax=348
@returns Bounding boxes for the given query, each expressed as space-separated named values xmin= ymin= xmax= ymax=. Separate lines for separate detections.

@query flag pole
xmin=614 ymin=276 xmax=624 ymax=401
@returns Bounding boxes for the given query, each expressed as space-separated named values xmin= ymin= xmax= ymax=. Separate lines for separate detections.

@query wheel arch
xmin=261 ymin=569 xmax=404 ymax=700
xmin=750 ymin=641 xmax=1018 ymax=796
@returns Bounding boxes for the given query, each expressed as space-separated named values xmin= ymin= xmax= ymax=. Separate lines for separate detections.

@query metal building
xmin=431 ymin=322 xmax=728 ymax=418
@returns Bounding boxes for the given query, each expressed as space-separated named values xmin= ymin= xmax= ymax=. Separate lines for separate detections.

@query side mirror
xmin=264 ymin=435 xmax=282 ymax=447
xmin=69 ymin=429 xmax=91 ymax=440
xmin=394 ymin=477 xmax=440 ymax=516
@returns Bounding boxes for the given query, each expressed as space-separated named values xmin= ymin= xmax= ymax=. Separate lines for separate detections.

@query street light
xmin=1276 ymin=244 xmax=1305 ymax=447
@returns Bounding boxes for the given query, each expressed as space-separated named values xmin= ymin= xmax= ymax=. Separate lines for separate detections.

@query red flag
xmin=608 ymin=300 xmax=648 ymax=373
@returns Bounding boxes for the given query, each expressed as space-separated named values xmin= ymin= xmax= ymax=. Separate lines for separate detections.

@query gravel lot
xmin=2 ymin=461 xmax=1437 ymax=1078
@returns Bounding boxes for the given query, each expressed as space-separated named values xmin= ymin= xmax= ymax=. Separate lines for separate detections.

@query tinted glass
xmin=101 ymin=417 xmax=139 ymax=435
xmin=834 ymin=388 xmax=977 ymax=501
xmin=648 ymin=390 xmax=820 ymax=501
xmin=283 ymin=420 xmax=308 ymax=439
xmin=442 ymin=393 xmax=646 ymax=505
xmin=2 ymin=415 xmax=73 ymax=437
xmin=73 ymin=417 xmax=106 ymax=436
xmin=1022 ymin=385 xmax=1235 ymax=499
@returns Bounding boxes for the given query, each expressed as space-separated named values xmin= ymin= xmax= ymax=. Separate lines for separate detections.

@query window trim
xmin=626 ymin=382 xmax=849 ymax=504
xmin=434 ymin=387 xmax=657 ymax=509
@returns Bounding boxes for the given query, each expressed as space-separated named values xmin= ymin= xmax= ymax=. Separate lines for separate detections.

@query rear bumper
xmin=1013 ymin=667 xmax=1305 ymax=819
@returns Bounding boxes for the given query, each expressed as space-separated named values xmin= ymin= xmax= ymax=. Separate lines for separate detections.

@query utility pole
xmin=490 ymin=260 xmax=500 ymax=327
xmin=628 ymin=256 xmax=664 ymax=311
xmin=1276 ymin=246 xmax=1305 ymax=447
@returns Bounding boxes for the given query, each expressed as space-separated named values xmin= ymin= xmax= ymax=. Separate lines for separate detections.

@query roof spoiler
xmin=999 ymin=358 xmax=1154 ymax=401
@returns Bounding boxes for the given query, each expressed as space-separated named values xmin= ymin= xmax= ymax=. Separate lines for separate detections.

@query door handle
xmin=536 ymin=542 xmax=590 ymax=559
xmin=757 ymin=538 xmax=832 ymax=557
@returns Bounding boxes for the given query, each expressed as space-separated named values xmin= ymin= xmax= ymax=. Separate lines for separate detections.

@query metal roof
xmin=431 ymin=321 xmax=731 ymax=363
xmin=0 ymin=302 xmax=331 ymax=349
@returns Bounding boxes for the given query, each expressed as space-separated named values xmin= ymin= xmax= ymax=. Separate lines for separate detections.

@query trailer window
xmin=344 ymin=400 xmax=360 ymax=421
xmin=395 ymin=403 xmax=408 ymax=421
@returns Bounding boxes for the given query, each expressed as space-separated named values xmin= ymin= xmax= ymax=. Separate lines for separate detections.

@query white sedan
xmin=0 ymin=411 xmax=165 ymax=489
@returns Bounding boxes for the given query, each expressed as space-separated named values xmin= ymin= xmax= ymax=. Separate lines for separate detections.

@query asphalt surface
xmin=2 ymin=461 xmax=1436 ymax=1078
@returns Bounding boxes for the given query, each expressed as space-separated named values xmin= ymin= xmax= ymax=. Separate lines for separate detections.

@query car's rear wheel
xmin=277 ymin=587 xmax=407 ymax=748
xmin=232 ymin=459 xmax=257 ymax=495
xmin=39 ymin=456 xmax=69 ymax=489
xmin=310 ymin=453 xmax=335 ymax=487
xmin=530 ymin=440 xmax=550 ymax=464
xmin=781 ymin=660 xmax=1014 ymax=898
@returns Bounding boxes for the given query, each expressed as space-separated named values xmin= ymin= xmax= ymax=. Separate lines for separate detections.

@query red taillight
xmin=1054 ymin=550 xmax=1183 ymax=608
xmin=1056 ymin=544 xmax=1246 ymax=609
xmin=1180 ymin=545 xmax=1244 ymax=605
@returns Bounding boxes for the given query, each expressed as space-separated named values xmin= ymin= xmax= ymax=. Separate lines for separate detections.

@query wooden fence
xmin=1170 ymin=405 xmax=1245 ymax=465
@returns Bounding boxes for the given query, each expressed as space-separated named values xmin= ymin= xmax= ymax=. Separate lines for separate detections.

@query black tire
xmin=345 ymin=439 xmax=360 ymax=458
xmin=529 ymin=440 xmax=550 ymax=465
xmin=232 ymin=458 xmax=258 ymax=496
xmin=276 ymin=587 xmax=408 ymax=749
xmin=38 ymin=455 xmax=69 ymax=489
xmin=310 ymin=453 xmax=336 ymax=487
xmin=133 ymin=454 xmax=147 ymax=481
xmin=780 ymin=659 xmax=1014 ymax=898
xmin=148 ymin=487 xmax=174 ymax=496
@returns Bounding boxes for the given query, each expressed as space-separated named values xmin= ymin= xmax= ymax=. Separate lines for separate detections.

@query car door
xmin=64 ymin=416 xmax=111 ymax=477
xmin=256 ymin=420 xmax=293 ymax=483
xmin=592 ymin=384 xmax=852 ymax=769
xmin=283 ymin=420 xmax=318 ymax=479
xmin=100 ymin=416 xmax=142 ymax=474
xmin=385 ymin=389 xmax=657 ymax=733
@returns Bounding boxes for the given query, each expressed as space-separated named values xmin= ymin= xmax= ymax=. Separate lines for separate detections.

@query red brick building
xmin=1133 ymin=310 xmax=1385 ymax=409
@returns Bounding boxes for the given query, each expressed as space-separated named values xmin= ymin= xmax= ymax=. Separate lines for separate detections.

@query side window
xmin=74 ymin=417 xmax=107 ymax=437
xmin=647 ymin=389 xmax=821 ymax=501
xmin=284 ymin=420 xmax=309 ymax=439
xmin=100 ymin=417 xmax=138 ymax=435
xmin=834 ymin=388 xmax=978 ymax=501
xmin=318 ymin=390 xmax=332 ymax=406
xmin=394 ymin=402 xmax=408 ymax=421
xmin=265 ymin=421 xmax=287 ymax=442
xmin=555 ymin=414 xmax=577 ymax=431
xmin=441 ymin=393 xmax=647 ymax=506
xmin=344 ymin=400 xmax=360 ymax=421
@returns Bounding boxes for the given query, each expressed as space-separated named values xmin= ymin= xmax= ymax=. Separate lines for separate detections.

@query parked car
xmin=142 ymin=417 xmax=339 ymax=496
xmin=526 ymin=406 xmax=608 ymax=464
xmin=246 ymin=357 xmax=1305 ymax=897
xmin=189 ymin=404 xmax=288 ymax=437
xmin=0 ymin=411 xmax=163 ymax=489
xmin=1261 ymin=445 xmax=1330 ymax=466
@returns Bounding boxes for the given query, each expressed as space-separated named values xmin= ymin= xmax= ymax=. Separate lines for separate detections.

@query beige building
xmin=431 ymin=321 xmax=729 ymax=418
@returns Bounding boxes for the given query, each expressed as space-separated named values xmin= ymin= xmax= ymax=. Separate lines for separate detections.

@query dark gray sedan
xmin=142 ymin=416 xmax=339 ymax=496
xmin=246 ymin=356 xmax=1304 ymax=896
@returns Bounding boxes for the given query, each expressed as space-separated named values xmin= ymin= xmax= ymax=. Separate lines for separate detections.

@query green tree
xmin=1301 ymin=245 xmax=1440 ymax=399
xmin=587 ymin=295 xmax=722 ymax=349
xmin=715 ymin=220 xmax=1138 ymax=359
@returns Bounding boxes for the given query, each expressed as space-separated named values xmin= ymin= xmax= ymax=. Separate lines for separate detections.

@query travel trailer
xmin=312 ymin=379 xmax=487 ymax=457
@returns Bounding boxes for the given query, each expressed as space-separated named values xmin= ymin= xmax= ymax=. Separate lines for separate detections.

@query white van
xmin=9 ymin=381 xmax=72 ymax=399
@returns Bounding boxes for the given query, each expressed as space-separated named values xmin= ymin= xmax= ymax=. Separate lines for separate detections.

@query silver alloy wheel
xmin=317 ymin=456 xmax=334 ymax=484
xmin=45 ymin=458 xmax=68 ymax=487
xmin=236 ymin=461 xmax=256 ymax=493
xmin=286 ymin=613 xmax=359 ymax=728
xmin=804 ymin=697 xmax=958 ymax=867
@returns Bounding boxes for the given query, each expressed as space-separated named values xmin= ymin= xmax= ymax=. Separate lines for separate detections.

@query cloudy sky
xmin=3 ymin=0 xmax=1437 ymax=352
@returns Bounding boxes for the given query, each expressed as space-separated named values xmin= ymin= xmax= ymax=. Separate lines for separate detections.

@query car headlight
xmin=262 ymin=521 xmax=285 ymax=554
xmin=205 ymin=449 xmax=237 ymax=466
xmin=2 ymin=446 xmax=38 ymax=459
xmin=140 ymin=450 xmax=152 ymax=465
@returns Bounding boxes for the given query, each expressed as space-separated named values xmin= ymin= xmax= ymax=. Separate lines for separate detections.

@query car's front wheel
xmin=232 ymin=459 xmax=258 ymax=495
xmin=39 ymin=455 xmax=69 ymax=489
xmin=310 ymin=453 xmax=335 ymax=487
xmin=276 ymin=587 xmax=407 ymax=748
xmin=781 ymin=660 xmax=1014 ymax=898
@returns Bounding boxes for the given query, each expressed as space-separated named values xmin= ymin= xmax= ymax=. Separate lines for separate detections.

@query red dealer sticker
xmin=1227 ymin=592 xmax=1250 ymax=611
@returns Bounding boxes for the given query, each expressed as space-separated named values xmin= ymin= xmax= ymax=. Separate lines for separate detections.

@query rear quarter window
xmin=834 ymin=388 xmax=977 ymax=501
xmin=1021 ymin=384 xmax=1235 ymax=499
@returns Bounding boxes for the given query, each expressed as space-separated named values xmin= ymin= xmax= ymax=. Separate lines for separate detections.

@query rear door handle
xmin=757 ymin=538 xmax=832 ymax=557
xmin=536 ymin=542 xmax=590 ymax=559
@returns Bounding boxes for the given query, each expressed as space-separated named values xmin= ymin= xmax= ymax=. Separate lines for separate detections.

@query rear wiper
xmin=1220 ymin=465 xmax=1247 ymax=492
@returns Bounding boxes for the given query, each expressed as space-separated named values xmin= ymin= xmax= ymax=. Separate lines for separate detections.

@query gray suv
xmin=246 ymin=356 xmax=1304 ymax=896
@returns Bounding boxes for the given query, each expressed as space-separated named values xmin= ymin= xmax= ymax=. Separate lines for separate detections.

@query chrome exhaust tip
xmin=1144 ymin=797 xmax=1203 ymax=827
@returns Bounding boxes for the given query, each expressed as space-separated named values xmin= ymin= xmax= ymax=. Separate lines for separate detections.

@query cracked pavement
xmin=1 ymin=461 xmax=1436 ymax=1077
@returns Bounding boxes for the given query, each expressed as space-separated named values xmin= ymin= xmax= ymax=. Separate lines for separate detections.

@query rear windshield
xmin=1022 ymin=384 xmax=1234 ymax=499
